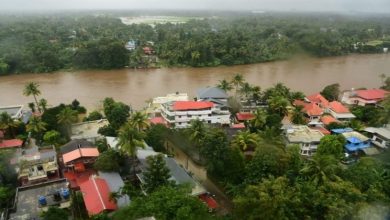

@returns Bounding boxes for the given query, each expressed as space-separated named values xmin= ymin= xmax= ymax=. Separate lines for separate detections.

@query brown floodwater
xmin=0 ymin=53 xmax=389 ymax=110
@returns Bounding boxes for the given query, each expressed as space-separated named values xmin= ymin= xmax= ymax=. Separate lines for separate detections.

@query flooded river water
xmin=0 ymin=53 xmax=389 ymax=110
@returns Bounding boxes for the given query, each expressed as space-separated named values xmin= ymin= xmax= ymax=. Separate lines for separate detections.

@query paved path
xmin=167 ymin=142 xmax=233 ymax=215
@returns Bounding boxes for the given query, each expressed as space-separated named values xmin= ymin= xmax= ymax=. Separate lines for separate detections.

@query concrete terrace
xmin=9 ymin=179 xmax=69 ymax=220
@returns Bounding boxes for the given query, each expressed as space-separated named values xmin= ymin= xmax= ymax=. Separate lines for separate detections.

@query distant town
xmin=1 ymin=73 xmax=390 ymax=219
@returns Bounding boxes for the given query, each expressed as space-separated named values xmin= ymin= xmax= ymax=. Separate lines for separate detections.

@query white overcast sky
xmin=1 ymin=0 xmax=390 ymax=13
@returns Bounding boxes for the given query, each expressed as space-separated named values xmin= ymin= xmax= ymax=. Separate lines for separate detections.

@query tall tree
xmin=300 ymin=155 xmax=341 ymax=186
xmin=317 ymin=135 xmax=346 ymax=158
xmin=250 ymin=108 xmax=267 ymax=131
xmin=143 ymin=154 xmax=172 ymax=193
xmin=23 ymin=82 xmax=41 ymax=113
xmin=129 ymin=111 xmax=149 ymax=131
xmin=216 ymin=79 xmax=233 ymax=92
xmin=267 ymin=96 xmax=289 ymax=117
xmin=240 ymin=82 xmax=253 ymax=100
xmin=57 ymin=107 xmax=78 ymax=139
xmin=118 ymin=122 xmax=145 ymax=178
xmin=291 ymin=105 xmax=306 ymax=125
xmin=231 ymin=73 xmax=244 ymax=95
xmin=231 ymin=130 xmax=260 ymax=152
xmin=0 ymin=112 xmax=19 ymax=138
xmin=321 ymin=83 xmax=340 ymax=101
xmin=187 ymin=119 xmax=207 ymax=161
xmin=38 ymin=98 xmax=48 ymax=112
xmin=26 ymin=116 xmax=47 ymax=142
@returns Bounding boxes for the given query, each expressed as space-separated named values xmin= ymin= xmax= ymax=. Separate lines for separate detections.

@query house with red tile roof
xmin=327 ymin=101 xmax=355 ymax=121
xmin=0 ymin=131 xmax=23 ymax=149
xmin=306 ymin=93 xmax=329 ymax=108
xmin=60 ymin=139 xmax=99 ymax=172
xmin=236 ymin=112 xmax=255 ymax=122
xmin=293 ymin=100 xmax=323 ymax=124
xmin=160 ymin=101 xmax=230 ymax=128
xmin=321 ymin=115 xmax=339 ymax=126
xmin=341 ymin=89 xmax=389 ymax=106
xmin=79 ymin=175 xmax=117 ymax=215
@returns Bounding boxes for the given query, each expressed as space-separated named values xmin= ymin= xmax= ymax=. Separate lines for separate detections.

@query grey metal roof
xmin=364 ymin=127 xmax=390 ymax=139
xmin=197 ymin=87 xmax=228 ymax=99
xmin=60 ymin=139 xmax=95 ymax=154
xmin=98 ymin=171 xmax=130 ymax=208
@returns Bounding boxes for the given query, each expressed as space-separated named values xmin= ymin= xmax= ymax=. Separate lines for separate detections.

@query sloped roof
xmin=355 ymin=89 xmax=389 ymax=100
xmin=79 ymin=176 xmax=117 ymax=215
xmin=98 ymin=172 xmax=130 ymax=208
xmin=321 ymin=115 xmax=338 ymax=125
xmin=197 ymin=87 xmax=228 ymax=99
xmin=149 ymin=117 xmax=167 ymax=125
xmin=62 ymin=148 xmax=99 ymax=164
xmin=61 ymin=139 xmax=95 ymax=154
xmin=294 ymin=100 xmax=323 ymax=116
xmin=173 ymin=101 xmax=214 ymax=111
xmin=0 ymin=139 xmax=23 ymax=149
xmin=329 ymin=101 xmax=350 ymax=113
xmin=306 ymin=93 xmax=329 ymax=107
xmin=236 ymin=112 xmax=255 ymax=121
xmin=364 ymin=127 xmax=390 ymax=139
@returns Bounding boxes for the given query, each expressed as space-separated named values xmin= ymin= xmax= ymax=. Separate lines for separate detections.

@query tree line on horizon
xmin=0 ymin=13 xmax=390 ymax=74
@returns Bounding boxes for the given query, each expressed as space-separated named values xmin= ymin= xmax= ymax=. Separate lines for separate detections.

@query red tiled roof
xmin=79 ymin=176 xmax=117 ymax=215
xmin=236 ymin=113 xmax=255 ymax=121
xmin=303 ymin=103 xmax=323 ymax=116
xmin=230 ymin=123 xmax=246 ymax=129
xmin=173 ymin=101 xmax=214 ymax=111
xmin=199 ymin=194 xmax=218 ymax=209
xmin=63 ymin=148 xmax=99 ymax=164
xmin=307 ymin=93 xmax=329 ymax=107
xmin=294 ymin=99 xmax=323 ymax=116
xmin=149 ymin=117 xmax=167 ymax=125
xmin=321 ymin=115 xmax=338 ymax=125
xmin=329 ymin=101 xmax=350 ymax=113
xmin=63 ymin=169 xmax=96 ymax=189
xmin=311 ymin=126 xmax=331 ymax=135
xmin=0 ymin=139 xmax=23 ymax=149
xmin=355 ymin=89 xmax=389 ymax=100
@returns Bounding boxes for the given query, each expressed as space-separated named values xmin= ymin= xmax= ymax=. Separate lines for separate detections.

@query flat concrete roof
xmin=9 ymin=180 xmax=69 ymax=220
xmin=71 ymin=119 xmax=109 ymax=141
xmin=286 ymin=125 xmax=324 ymax=143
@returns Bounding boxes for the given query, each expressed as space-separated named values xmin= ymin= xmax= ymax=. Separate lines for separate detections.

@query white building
xmin=284 ymin=125 xmax=324 ymax=156
xmin=149 ymin=92 xmax=189 ymax=114
xmin=160 ymin=101 xmax=230 ymax=128
xmin=364 ymin=127 xmax=390 ymax=149
xmin=327 ymin=101 xmax=355 ymax=121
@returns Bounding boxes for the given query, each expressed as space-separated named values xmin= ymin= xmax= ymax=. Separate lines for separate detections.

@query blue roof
xmin=347 ymin=137 xmax=362 ymax=144
xmin=331 ymin=128 xmax=353 ymax=134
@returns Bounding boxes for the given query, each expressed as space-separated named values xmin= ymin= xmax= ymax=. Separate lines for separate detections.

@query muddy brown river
xmin=0 ymin=54 xmax=389 ymax=110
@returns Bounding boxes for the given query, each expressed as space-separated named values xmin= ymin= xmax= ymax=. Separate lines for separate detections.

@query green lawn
xmin=366 ymin=40 xmax=384 ymax=46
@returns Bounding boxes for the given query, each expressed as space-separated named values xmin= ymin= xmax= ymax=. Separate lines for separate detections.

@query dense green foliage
xmin=143 ymin=154 xmax=173 ymax=193
xmin=42 ymin=207 xmax=69 ymax=220
xmin=1 ymin=13 xmax=390 ymax=74
xmin=144 ymin=124 xmax=170 ymax=152
xmin=113 ymin=186 xmax=213 ymax=220
xmin=94 ymin=149 xmax=123 ymax=172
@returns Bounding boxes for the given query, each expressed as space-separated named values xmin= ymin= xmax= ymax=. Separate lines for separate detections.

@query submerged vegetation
xmin=0 ymin=12 xmax=390 ymax=74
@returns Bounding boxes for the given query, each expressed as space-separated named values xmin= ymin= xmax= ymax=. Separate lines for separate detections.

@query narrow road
xmin=167 ymin=142 xmax=233 ymax=215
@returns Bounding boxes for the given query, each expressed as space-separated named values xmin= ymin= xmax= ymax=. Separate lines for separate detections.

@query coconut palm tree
xmin=129 ymin=111 xmax=149 ymax=131
xmin=26 ymin=116 xmax=47 ymax=142
xmin=239 ymin=82 xmax=253 ymax=101
xmin=251 ymin=86 xmax=262 ymax=102
xmin=217 ymin=79 xmax=233 ymax=92
xmin=231 ymin=130 xmax=260 ymax=152
xmin=251 ymin=108 xmax=267 ymax=130
xmin=300 ymin=155 xmax=341 ymax=186
xmin=23 ymin=82 xmax=41 ymax=113
xmin=0 ymin=112 xmax=19 ymax=138
xmin=57 ymin=107 xmax=78 ymax=139
xmin=187 ymin=119 xmax=207 ymax=161
xmin=231 ymin=73 xmax=244 ymax=96
xmin=291 ymin=105 xmax=306 ymax=125
xmin=28 ymin=102 xmax=36 ymax=113
xmin=268 ymin=96 xmax=289 ymax=117
xmin=38 ymin=98 xmax=48 ymax=112
xmin=118 ymin=122 xmax=145 ymax=178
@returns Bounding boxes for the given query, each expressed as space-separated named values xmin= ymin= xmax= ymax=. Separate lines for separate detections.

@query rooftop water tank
xmin=38 ymin=196 xmax=47 ymax=206
xmin=61 ymin=188 xmax=70 ymax=200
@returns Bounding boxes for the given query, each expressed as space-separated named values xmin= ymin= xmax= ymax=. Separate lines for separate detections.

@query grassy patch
xmin=366 ymin=40 xmax=384 ymax=46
